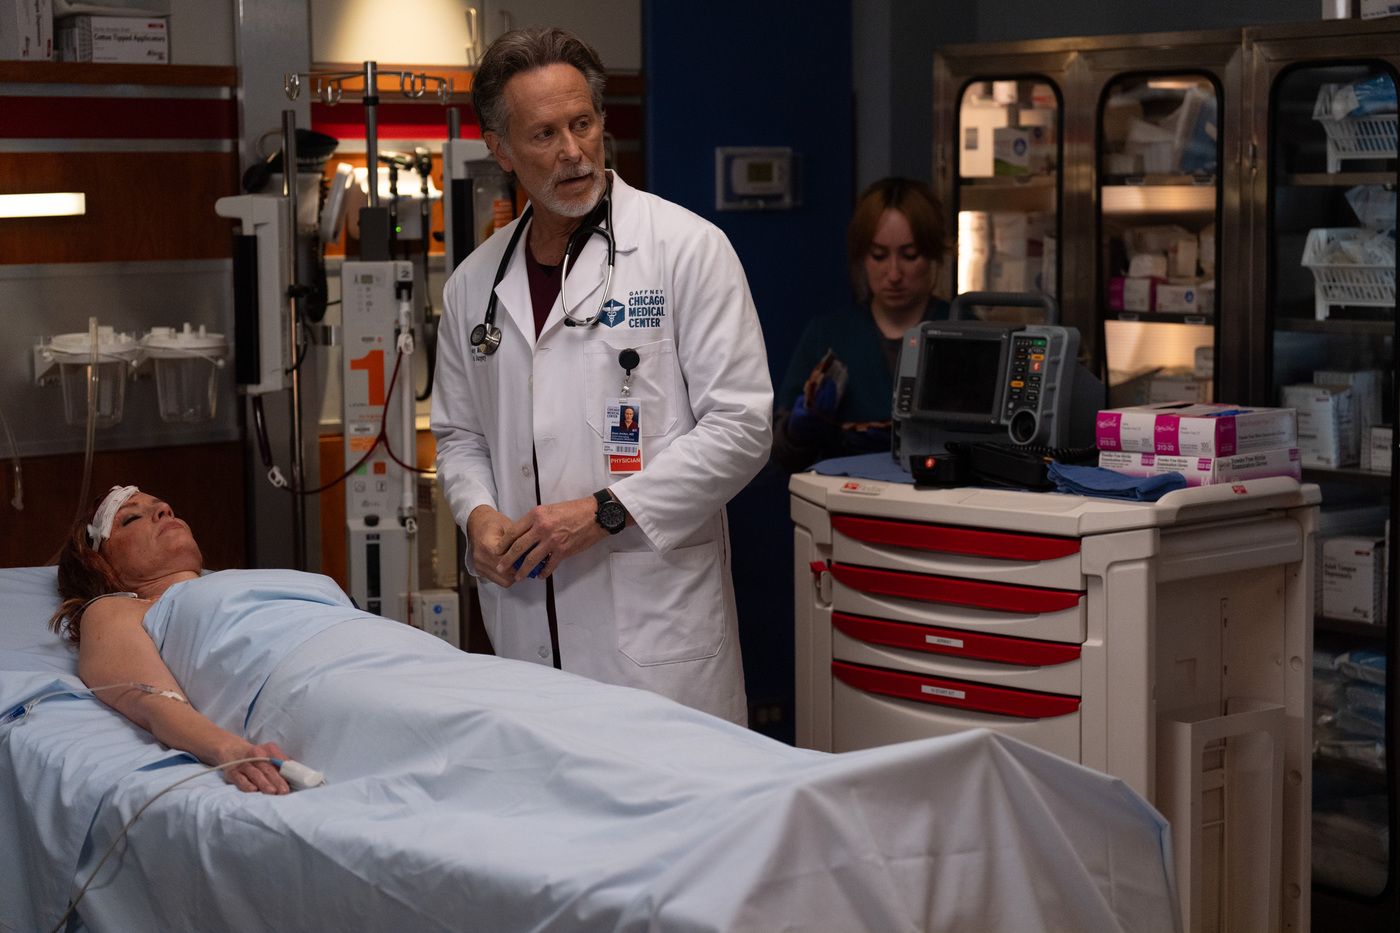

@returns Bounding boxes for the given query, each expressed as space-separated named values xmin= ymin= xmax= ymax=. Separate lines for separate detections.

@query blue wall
xmin=644 ymin=0 xmax=854 ymax=741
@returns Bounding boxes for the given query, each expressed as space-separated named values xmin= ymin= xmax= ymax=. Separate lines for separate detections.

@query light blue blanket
xmin=2 ymin=567 xmax=1179 ymax=933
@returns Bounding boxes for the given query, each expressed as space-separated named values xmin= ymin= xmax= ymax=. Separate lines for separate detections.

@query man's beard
xmin=536 ymin=161 xmax=606 ymax=218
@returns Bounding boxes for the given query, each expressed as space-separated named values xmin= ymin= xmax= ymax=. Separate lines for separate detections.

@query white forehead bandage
xmin=87 ymin=485 xmax=139 ymax=549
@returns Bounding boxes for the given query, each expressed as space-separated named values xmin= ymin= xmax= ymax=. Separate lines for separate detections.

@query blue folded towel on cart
xmin=1046 ymin=462 xmax=1187 ymax=502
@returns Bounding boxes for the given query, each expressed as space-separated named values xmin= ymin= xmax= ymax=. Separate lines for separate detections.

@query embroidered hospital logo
xmin=600 ymin=299 xmax=627 ymax=327
xmin=626 ymin=288 xmax=666 ymax=328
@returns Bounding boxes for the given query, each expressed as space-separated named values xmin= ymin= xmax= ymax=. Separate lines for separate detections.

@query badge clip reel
xmin=618 ymin=348 xmax=639 ymax=397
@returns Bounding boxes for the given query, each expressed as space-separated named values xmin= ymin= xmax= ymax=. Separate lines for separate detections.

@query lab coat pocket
xmin=584 ymin=338 xmax=678 ymax=439
xmin=610 ymin=541 xmax=725 ymax=666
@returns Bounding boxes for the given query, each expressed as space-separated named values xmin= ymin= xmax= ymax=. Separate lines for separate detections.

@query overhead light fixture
xmin=0 ymin=192 xmax=87 ymax=218
xmin=1146 ymin=78 xmax=1207 ymax=91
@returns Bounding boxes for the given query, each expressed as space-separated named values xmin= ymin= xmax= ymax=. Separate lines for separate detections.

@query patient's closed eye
xmin=122 ymin=515 xmax=139 ymax=526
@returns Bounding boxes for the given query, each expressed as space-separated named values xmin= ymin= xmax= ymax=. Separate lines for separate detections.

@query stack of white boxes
xmin=0 ymin=0 xmax=52 ymax=60
xmin=1095 ymin=402 xmax=1300 ymax=486
xmin=1281 ymin=377 xmax=1368 ymax=469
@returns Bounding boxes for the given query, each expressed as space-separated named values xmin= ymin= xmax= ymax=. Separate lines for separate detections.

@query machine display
xmin=891 ymin=292 xmax=1103 ymax=466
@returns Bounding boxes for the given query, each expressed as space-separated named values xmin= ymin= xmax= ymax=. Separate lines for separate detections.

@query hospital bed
xmin=1 ymin=565 xmax=1180 ymax=933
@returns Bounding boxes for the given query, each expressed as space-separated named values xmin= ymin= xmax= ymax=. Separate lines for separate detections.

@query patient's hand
xmin=215 ymin=739 xmax=291 ymax=795
xmin=467 ymin=505 xmax=516 ymax=589
xmin=498 ymin=496 xmax=607 ymax=582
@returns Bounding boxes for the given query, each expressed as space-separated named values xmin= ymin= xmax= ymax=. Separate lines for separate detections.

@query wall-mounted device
xmin=441 ymin=137 xmax=513 ymax=274
xmin=715 ymin=146 xmax=796 ymax=211
xmin=214 ymin=194 xmax=293 ymax=396
xmin=892 ymin=292 xmax=1103 ymax=464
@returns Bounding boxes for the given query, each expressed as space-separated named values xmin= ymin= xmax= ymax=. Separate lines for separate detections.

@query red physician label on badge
xmin=609 ymin=453 xmax=643 ymax=473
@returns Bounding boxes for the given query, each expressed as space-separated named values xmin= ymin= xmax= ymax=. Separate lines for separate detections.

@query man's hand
xmin=496 ymin=496 xmax=609 ymax=582
xmin=467 ymin=505 xmax=518 ymax=588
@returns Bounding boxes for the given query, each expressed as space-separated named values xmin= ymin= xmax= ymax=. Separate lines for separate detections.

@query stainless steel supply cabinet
xmin=934 ymin=21 xmax=1399 ymax=927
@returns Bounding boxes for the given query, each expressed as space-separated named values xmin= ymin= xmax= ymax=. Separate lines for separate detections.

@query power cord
xmin=47 ymin=756 xmax=278 ymax=933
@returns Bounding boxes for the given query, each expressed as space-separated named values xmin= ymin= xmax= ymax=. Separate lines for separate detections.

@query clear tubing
xmin=73 ymin=315 xmax=99 ymax=528
xmin=0 ymin=396 xmax=22 ymax=510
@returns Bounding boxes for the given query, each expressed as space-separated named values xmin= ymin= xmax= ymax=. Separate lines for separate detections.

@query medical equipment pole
xmin=281 ymin=110 xmax=307 ymax=569
xmin=364 ymin=61 xmax=379 ymax=209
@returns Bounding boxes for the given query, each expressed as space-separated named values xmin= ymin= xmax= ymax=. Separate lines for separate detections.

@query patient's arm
xmin=77 ymin=598 xmax=290 ymax=795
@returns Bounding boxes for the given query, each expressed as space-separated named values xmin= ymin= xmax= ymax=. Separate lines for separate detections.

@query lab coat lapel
xmin=493 ymin=222 xmax=536 ymax=350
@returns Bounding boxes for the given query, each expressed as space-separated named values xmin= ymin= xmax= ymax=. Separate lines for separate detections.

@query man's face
xmin=485 ymin=63 xmax=606 ymax=223
xmin=622 ymin=407 xmax=635 ymax=427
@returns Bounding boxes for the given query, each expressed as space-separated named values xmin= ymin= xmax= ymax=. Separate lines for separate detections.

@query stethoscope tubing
xmin=471 ymin=189 xmax=616 ymax=355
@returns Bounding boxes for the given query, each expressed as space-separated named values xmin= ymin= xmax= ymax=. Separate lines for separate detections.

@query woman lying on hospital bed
xmin=33 ymin=484 xmax=1179 ymax=932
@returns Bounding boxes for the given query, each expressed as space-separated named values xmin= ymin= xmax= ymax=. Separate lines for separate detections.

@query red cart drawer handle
xmin=833 ymin=611 xmax=1081 ymax=666
xmin=831 ymin=563 xmax=1082 ymax=614
xmin=832 ymin=514 xmax=1080 ymax=561
xmin=833 ymin=660 xmax=1080 ymax=720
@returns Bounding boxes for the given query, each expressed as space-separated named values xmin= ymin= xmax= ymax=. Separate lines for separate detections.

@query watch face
xmin=598 ymin=500 xmax=627 ymax=532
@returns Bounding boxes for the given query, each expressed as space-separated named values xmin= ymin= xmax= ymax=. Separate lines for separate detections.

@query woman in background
xmin=772 ymin=177 xmax=951 ymax=472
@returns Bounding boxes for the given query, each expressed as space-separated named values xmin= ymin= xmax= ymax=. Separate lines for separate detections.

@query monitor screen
xmin=917 ymin=333 xmax=1003 ymax=417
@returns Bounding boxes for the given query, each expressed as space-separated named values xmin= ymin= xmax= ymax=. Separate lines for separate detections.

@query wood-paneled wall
xmin=0 ymin=441 xmax=246 ymax=569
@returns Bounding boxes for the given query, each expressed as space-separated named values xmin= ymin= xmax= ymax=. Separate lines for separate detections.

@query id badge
xmin=603 ymin=397 xmax=643 ymax=474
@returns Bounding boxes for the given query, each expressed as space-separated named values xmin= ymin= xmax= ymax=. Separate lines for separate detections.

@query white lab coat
xmin=431 ymin=173 xmax=773 ymax=724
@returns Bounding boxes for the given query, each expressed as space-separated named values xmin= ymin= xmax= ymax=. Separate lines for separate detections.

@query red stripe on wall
xmin=310 ymin=101 xmax=640 ymax=143
xmin=0 ymin=96 xmax=237 ymax=139
xmin=312 ymin=102 xmax=476 ymax=142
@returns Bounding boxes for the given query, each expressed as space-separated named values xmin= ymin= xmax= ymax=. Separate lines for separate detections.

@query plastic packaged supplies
xmin=1346 ymin=184 xmax=1397 ymax=228
xmin=1324 ymin=76 xmax=1399 ymax=119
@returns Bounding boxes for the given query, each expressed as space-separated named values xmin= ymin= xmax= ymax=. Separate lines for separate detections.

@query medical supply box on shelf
xmin=791 ymin=472 xmax=1319 ymax=933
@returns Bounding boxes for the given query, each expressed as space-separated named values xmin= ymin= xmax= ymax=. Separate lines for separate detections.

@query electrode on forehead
xmin=87 ymin=485 xmax=140 ymax=548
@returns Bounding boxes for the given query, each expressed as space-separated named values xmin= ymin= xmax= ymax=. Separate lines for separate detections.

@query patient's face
xmin=100 ymin=493 xmax=203 ymax=585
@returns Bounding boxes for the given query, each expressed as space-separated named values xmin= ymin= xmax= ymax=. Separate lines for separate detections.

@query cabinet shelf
xmin=1102 ymin=184 xmax=1216 ymax=215
xmin=959 ymin=174 xmax=1057 ymax=188
xmin=1315 ymin=755 xmax=1388 ymax=785
xmin=1274 ymin=317 xmax=1394 ymax=336
xmin=0 ymin=61 xmax=236 ymax=87
xmin=1302 ymin=467 xmax=1393 ymax=491
xmin=1316 ymin=616 xmax=1390 ymax=640
xmin=1282 ymin=172 xmax=1396 ymax=188
xmin=1102 ymin=173 xmax=1217 ymax=187
xmin=1105 ymin=311 xmax=1213 ymax=326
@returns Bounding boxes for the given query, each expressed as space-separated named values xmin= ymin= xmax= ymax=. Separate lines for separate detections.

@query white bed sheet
xmin=1 ymin=567 xmax=1181 ymax=933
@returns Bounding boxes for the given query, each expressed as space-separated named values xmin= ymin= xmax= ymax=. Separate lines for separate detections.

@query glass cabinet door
xmin=1270 ymin=62 xmax=1398 ymax=901
xmin=954 ymin=77 xmax=1060 ymax=318
xmin=1097 ymin=73 xmax=1221 ymax=408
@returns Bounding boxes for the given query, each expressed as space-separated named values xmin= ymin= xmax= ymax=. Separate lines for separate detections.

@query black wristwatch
xmin=593 ymin=489 xmax=627 ymax=535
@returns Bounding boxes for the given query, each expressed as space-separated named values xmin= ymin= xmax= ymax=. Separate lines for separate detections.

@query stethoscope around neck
xmin=469 ymin=189 xmax=617 ymax=355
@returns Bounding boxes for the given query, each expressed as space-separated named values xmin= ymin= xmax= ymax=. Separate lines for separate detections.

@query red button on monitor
xmin=373 ymin=462 xmax=387 ymax=474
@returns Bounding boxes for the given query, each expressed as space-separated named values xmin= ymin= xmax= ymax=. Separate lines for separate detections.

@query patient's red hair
xmin=47 ymin=497 xmax=126 ymax=644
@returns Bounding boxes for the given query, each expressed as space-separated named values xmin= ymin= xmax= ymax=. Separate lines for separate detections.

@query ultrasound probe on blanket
xmin=272 ymin=758 xmax=325 ymax=790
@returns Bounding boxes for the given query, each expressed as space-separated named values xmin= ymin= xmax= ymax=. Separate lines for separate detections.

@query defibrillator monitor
xmin=892 ymin=316 xmax=1103 ymax=461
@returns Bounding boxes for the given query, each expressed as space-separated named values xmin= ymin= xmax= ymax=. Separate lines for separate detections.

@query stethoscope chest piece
xmin=470 ymin=322 xmax=502 ymax=355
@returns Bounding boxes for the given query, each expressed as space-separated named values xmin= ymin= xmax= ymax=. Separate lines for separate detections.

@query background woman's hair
xmin=845 ymin=177 xmax=948 ymax=301
xmin=46 ymin=497 xmax=125 ymax=644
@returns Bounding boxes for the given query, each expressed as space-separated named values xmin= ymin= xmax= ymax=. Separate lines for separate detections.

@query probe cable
xmin=46 ymin=756 xmax=281 ymax=933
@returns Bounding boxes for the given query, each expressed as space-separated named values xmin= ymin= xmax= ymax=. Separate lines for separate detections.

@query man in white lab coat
xmin=431 ymin=26 xmax=772 ymax=724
